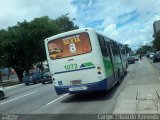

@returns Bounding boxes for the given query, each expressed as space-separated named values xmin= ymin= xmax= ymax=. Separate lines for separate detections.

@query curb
xmin=147 ymin=58 xmax=160 ymax=73
xmin=5 ymin=83 xmax=24 ymax=90
xmin=2 ymin=78 xmax=18 ymax=82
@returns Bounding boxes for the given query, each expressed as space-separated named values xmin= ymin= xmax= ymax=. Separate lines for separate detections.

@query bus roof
xmin=45 ymin=28 xmax=124 ymax=46
xmin=44 ymin=28 xmax=95 ymax=42
xmin=96 ymin=31 xmax=123 ymax=46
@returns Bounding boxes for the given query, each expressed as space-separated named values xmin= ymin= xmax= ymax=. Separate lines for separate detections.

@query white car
xmin=0 ymin=86 xmax=6 ymax=100
xmin=149 ymin=53 xmax=155 ymax=59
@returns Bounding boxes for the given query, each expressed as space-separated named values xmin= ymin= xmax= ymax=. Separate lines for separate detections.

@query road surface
xmin=0 ymin=58 xmax=160 ymax=120
xmin=148 ymin=57 xmax=160 ymax=71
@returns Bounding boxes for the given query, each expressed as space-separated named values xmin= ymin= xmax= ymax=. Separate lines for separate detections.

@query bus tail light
xmin=98 ymin=71 xmax=101 ymax=75
xmin=97 ymin=66 xmax=101 ymax=70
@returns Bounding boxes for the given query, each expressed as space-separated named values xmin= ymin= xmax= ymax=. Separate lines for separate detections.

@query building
xmin=153 ymin=20 xmax=160 ymax=37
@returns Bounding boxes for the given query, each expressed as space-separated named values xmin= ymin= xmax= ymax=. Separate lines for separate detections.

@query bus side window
xmin=105 ymin=41 xmax=112 ymax=58
xmin=110 ymin=41 xmax=116 ymax=56
xmin=121 ymin=46 xmax=125 ymax=55
xmin=125 ymin=46 xmax=128 ymax=54
xmin=117 ymin=44 xmax=121 ymax=56
xmin=98 ymin=36 xmax=108 ymax=57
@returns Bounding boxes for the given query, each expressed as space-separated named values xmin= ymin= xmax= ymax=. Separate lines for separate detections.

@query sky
xmin=0 ymin=0 xmax=160 ymax=50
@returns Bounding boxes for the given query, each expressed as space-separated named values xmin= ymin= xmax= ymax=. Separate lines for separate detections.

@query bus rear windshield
xmin=48 ymin=32 xmax=92 ymax=60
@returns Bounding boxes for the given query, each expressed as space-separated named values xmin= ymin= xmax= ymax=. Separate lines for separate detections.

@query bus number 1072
xmin=64 ymin=64 xmax=78 ymax=70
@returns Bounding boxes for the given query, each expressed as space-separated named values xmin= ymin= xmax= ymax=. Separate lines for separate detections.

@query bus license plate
xmin=69 ymin=86 xmax=87 ymax=91
xmin=70 ymin=80 xmax=82 ymax=85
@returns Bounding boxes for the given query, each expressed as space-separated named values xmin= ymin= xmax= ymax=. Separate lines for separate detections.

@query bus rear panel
xmin=45 ymin=29 xmax=109 ymax=95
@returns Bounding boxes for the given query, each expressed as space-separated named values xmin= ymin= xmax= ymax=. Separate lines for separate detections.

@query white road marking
xmin=0 ymin=91 xmax=37 ymax=106
xmin=5 ymin=84 xmax=24 ymax=90
xmin=46 ymin=93 xmax=69 ymax=106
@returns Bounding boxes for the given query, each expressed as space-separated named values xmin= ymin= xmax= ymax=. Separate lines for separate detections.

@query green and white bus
xmin=44 ymin=28 xmax=128 ymax=95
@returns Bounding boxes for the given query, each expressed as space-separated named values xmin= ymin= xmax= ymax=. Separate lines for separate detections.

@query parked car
xmin=32 ymin=72 xmax=42 ymax=82
xmin=23 ymin=72 xmax=42 ymax=85
xmin=130 ymin=54 xmax=139 ymax=61
xmin=134 ymin=55 xmax=139 ymax=61
xmin=146 ymin=52 xmax=150 ymax=58
xmin=149 ymin=52 xmax=155 ymax=59
xmin=41 ymin=71 xmax=53 ymax=84
xmin=0 ymin=86 xmax=6 ymax=100
xmin=128 ymin=56 xmax=135 ymax=64
xmin=153 ymin=51 xmax=160 ymax=62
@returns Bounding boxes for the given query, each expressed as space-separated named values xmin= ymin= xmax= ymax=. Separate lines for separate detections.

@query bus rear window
xmin=48 ymin=32 xmax=92 ymax=59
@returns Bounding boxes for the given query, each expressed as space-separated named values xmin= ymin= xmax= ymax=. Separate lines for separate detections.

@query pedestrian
xmin=139 ymin=54 xmax=142 ymax=60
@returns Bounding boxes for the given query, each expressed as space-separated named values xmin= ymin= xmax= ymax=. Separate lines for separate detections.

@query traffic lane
xmin=21 ymin=88 xmax=124 ymax=120
xmin=0 ymin=62 xmax=135 ymax=115
xmin=0 ymin=83 xmax=57 ymax=113
xmin=4 ymin=82 xmax=54 ymax=99
xmin=33 ymin=65 xmax=136 ymax=114
xmin=0 ymin=83 xmax=61 ymax=113
xmin=21 ymin=63 xmax=135 ymax=120
xmin=5 ymin=83 xmax=42 ymax=98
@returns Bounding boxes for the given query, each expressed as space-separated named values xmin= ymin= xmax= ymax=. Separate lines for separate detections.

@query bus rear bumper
xmin=54 ymin=79 xmax=107 ymax=95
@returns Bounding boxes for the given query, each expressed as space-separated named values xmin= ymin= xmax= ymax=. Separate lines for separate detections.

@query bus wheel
xmin=0 ymin=91 xmax=4 ymax=100
xmin=117 ymin=70 xmax=121 ymax=85
xmin=124 ymin=64 xmax=128 ymax=75
xmin=126 ymin=63 xmax=128 ymax=69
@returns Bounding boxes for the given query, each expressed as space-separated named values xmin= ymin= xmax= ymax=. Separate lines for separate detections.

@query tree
xmin=0 ymin=30 xmax=8 ymax=68
xmin=124 ymin=44 xmax=132 ymax=53
xmin=0 ymin=16 xmax=79 ymax=83
xmin=136 ymin=45 xmax=153 ymax=54
xmin=55 ymin=15 xmax=79 ymax=32
xmin=28 ymin=16 xmax=60 ymax=71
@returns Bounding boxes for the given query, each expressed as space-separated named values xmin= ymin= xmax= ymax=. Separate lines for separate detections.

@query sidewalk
xmin=113 ymin=58 xmax=160 ymax=114
xmin=0 ymin=78 xmax=20 ymax=87
xmin=147 ymin=58 xmax=160 ymax=73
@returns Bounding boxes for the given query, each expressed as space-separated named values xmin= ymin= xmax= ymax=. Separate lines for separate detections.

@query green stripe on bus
xmin=103 ymin=58 xmax=113 ymax=77
xmin=83 ymin=62 xmax=95 ymax=67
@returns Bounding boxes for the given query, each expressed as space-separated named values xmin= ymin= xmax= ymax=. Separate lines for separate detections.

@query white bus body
xmin=44 ymin=28 xmax=127 ymax=95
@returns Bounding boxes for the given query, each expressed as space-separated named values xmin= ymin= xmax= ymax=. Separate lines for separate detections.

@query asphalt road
xmin=0 ymin=59 xmax=157 ymax=120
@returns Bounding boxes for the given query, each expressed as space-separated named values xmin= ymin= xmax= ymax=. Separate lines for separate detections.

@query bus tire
xmin=25 ymin=83 xmax=29 ymax=86
xmin=126 ymin=63 xmax=128 ymax=69
xmin=117 ymin=69 xmax=121 ymax=85
xmin=0 ymin=91 xmax=4 ymax=100
xmin=124 ymin=63 xmax=128 ymax=75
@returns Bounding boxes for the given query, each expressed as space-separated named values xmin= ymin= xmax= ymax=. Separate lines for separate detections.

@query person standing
xmin=139 ymin=54 xmax=142 ymax=60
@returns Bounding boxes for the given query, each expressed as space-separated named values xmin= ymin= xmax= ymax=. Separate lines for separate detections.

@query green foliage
xmin=136 ymin=45 xmax=153 ymax=54
xmin=124 ymin=44 xmax=132 ymax=53
xmin=0 ymin=15 xmax=79 ymax=82
xmin=55 ymin=15 xmax=79 ymax=32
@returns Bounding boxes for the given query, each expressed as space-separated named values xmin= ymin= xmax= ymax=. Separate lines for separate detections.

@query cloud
xmin=1 ymin=0 xmax=160 ymax=50
xmin=71 ymin=0 xmax=160 ymax=50
xmin=0 ymin=0 xmax=77 ymax=29
xmin=103 ymin=24 xmax=119 ymax=38
xmin=124 ymin=40 xmax=132 ymax=45
xmin=88 ymin=0 xmax=93 ymax=7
